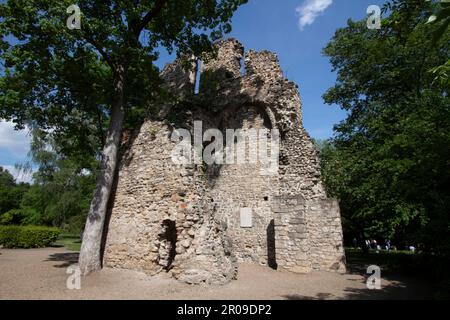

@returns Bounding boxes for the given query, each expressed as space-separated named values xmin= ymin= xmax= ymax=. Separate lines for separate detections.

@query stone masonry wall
xmin=207 ymin=105 xmax=279 ymax=265
xmin=103 ymin=38 xmax=346 ymax=284
xmin=103 ymin=121 xmax=237 ymax=284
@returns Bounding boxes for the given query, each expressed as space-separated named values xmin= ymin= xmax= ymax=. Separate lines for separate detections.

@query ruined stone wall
xmin=271 ymin=195 xmax=345 ymax=273
xmin=198 ymin=39 xmax=344 ymax=272
xmin=305 ymin=198 xmax=345 ymax=272
xmin=103 ymin=38 xmax=346 ymax=284
xmin=160 ymin=57 xmax=196 ymax=95
xmin=202 ymin=38 xmax=243 ymax=78
xmin=207 ymin=105 xmax=279 ymax=265
xmin=104 ymin=121 xmax=177 ymax=273
xmin=271 ymin=195 xmax=311 ymax=272
xmin=245 ymin=50 xmax=284 ymax=80
xmin=103 ymin=121 xmax=237 ymax=284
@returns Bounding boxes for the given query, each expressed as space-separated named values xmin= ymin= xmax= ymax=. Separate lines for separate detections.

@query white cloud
xmin=1 ymin=165 xmax=34 ymax=184
xmin=296 ymin=0 xmax=333 ymax=30
xmin=0 ymin=120 xmax=31 ymax=160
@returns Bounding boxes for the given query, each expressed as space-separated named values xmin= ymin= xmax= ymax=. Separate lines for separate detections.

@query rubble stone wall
xmin=103 ymin=38 xmax=346 ymax=284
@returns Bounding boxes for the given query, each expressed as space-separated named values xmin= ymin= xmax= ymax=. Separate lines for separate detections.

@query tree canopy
xmin=0 ymin=0 xmax=248 ymax=274
xmin=320 ymin=0 xmax=450 ymax=255
xmin=0 ymin=0 xmax=246 ymax=155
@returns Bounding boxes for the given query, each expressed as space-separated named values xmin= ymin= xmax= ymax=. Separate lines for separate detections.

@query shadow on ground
xmin=283 ymin=292 xmax=334 ymax=300
xmin=283 ymin=279 xmax=428 ymax=300
xmin=283 ymin=260 xmax=435 ymax=300
xmin=45 ymin=252 xmax=79 ymax=268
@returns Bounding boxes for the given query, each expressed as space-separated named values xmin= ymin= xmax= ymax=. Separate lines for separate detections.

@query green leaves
xmin=0 ymin=225 xmax=60 ymax=248
xmin=0 ymin=0 xmax=247 ymax=144
xmin=0 ymin=167 xmax=29 ymax=218
xmin=427 ymin=1 xmax=450 ymax=44
xmin=321 ymin=0 xmax=450 ymax=249
xmin=0 ymin=167 xmax=15 ymax=187
xmin=430 ymin=59 xmax=450 ymax=88
xmin=0 ymin=0 xmax=247 ymax=238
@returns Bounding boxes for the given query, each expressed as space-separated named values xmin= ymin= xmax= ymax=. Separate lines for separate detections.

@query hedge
xmin=0 ymin=225 xmax=60 ymax=248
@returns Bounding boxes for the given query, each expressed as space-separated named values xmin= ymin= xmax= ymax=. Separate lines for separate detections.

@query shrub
xmin=0 ymin=225 xmax=20 ymax=247
xmin=0 ymin=208 xmax=39 ymax=225
xmin=0 ymin=209 xmax=25 ymax=225
xmin=0 ymin=225 xmax=60 ymax=248
xmin=0 ymin=211 xmax=15 ymax=225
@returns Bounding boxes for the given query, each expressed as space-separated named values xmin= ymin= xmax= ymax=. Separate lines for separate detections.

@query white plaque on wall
xmin=240 ymin=207 xmax=252 ymax=228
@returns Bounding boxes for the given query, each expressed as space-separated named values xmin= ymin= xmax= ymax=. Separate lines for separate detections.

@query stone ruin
xmin=103 ymin=39 xmax=346 ymax=284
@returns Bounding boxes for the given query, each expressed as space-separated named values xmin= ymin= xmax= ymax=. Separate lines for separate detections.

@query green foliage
xmin=66 ymin=215 xmax=87 ymax=235
xmin=0 ymin=212 xmax=15 ymax=225
xmin=0 ymin=225 xmax=60 ymax=248
xmin=0 ymin=132 xmax=97 ymax=233
xmin=430 ymin=53 xmax=450 ymax=88
xmin=427 ymin=0 xmax=450 ymax=43
xmin=321 ymin=1 xmax=450 ymax=255
xmin=0 ymin=1 xmax=247 ymax=246
xmin=0 ymin=167 xmax=15 ymax=187
xmin=0 ymin=166 xmax=30 ymax=216
xmin=0 ymin=0 xmax=248 ymax=152
xmin=384 ymin=0 xmax=450 ymax=88
xmin=0 ymin=207 xmax=38 ymax=225
xmin=21 ymin=130 xmax=98 ymax=231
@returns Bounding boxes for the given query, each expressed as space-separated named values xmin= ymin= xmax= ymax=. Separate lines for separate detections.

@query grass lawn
xmin=53 ymin=233 xmax=81 ymax=251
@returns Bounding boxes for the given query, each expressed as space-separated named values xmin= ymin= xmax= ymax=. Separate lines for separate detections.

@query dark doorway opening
xmin=159 ymin=219 xmax=177 ymax=271
xmin=267 ymin=219 xmax=277 ymax=269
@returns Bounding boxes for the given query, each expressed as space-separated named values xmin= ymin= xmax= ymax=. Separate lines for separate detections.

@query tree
xmin=427 ymin=0 xmax=450 ymax=88
xmin=0 ymin=167 xmax=30 ymax=223
xmin=0 ymin=0 xmax=247 ymax=274
xmin=427 ymin=0 xmax=450 ymax=39
xmin=0 ymin=166 xmax=18 ymax=214
xmin=0 ymin=130 xmax=96 ymax=228
xmin=321 ymin=1 xmax=450 ymax=253
xmin=384 ymin=0 xmax=450 ymax=87
xmin=0 ymin=167 xmax=15 ymax=187
xmin=20 ymin=129 xmax=98 ymax=228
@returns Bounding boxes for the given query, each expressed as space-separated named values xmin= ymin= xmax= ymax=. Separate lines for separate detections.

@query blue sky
xmin=0 ymin=0 xmax=386 ymax=182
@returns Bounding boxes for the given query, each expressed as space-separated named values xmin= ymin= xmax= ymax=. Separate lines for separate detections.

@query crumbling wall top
xmin=202 ymin=38 xmax=244 ymax=78
xmin=245 ymin=50 xmax=284 ymax=79
xmin=160 ymin=56 xmax=196 ymax=95
xmin=159 ymin=38 xmax=303 ymax=132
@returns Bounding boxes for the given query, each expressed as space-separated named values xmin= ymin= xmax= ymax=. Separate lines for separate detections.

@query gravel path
xmin=0 ymin=248 xmax=433 ymax=299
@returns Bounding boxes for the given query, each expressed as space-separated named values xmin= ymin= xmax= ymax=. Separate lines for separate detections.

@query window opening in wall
xmin=194 ymin=59 xmax=202 ymax=95
xmin=240 ymin=56 xmax=246 ymax=76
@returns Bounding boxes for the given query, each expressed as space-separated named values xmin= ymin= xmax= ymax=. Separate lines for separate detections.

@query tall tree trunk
xmin=79 ymin=64 xmax=126 ymax=275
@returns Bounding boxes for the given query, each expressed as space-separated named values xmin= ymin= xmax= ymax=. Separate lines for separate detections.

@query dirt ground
xmin=0 ymin=247 xmax=434 ymax=299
